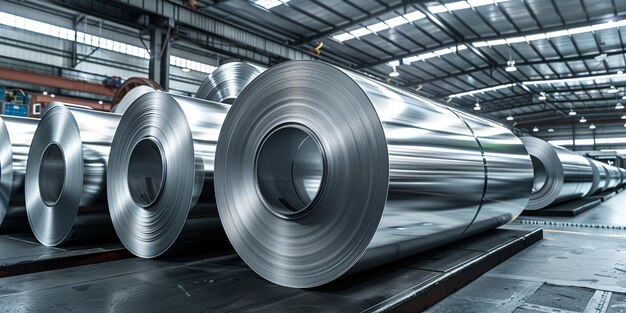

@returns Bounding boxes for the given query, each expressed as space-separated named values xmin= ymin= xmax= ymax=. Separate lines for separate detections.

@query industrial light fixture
xmin=389 ymin=67 xmax=400 ymax=77
xmin=538 ymin=92 xmax=546 ymax=101
xmin=505 ymin=59 xmax=517 ymax=72
xmin=548 ymin=128 xmax=554 ymax=132
xmin=589 ymin=124 xmax=596 ymax=130
xmin=607 ymin=85 xmax=620 ymax=94
xmin=616 ymin=101 xmax=624 ymax=110
xmin=568 ymin=109 xmax=577 ymax=116
xmin=42 ymin=91 xmax=48 ymax=95
xmin=506 ymin=115 xmax=514 ymax=121
xmin=448 ymin=83 xmax=516 ymax=98
xmin=580 ymin=116 xmax=587 ymax=123
xmin=624 ymin=123 xmax=626 ymax=127
xmin=182 ymin=67 xmax=191 ymax=73
xmin=98 ymin=100 xmax=103 ymax=105
xmin=533 ymin=126 xmax=539 ymax=132
xmin=254 ymin=0 xmax=290 ymax=10
xmin=50 ymin=94 xmax=55 ymax=98
xmin=623 ymin=96 xmax=626 ymax=99
xmin=474 ymin=101 xmax=481 ymax=111
xmin=622 ymin=114 xmax=626 ymax=119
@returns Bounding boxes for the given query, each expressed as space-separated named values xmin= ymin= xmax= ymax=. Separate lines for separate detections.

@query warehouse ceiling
xmin=195 ymin=0 xmax=626 ymax=132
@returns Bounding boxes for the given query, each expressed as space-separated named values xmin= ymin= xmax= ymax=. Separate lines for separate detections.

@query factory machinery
xmin=1 ymin=60 xmax=625 ymax=288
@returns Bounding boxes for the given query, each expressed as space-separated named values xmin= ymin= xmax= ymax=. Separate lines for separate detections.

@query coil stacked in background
xmin=25 ymin=104 xmax=119 ymax=246
xmin=214 ymin=60 xmax=534 ymax=288
xmin=521 ymin=137 xmax=594 ymax=210
xmin=111 ymin=85 xmax=157 ymax=114
xmin=604 ymin=163 xmax=621 ymax=189
xmin=195 ymin=62 xmax=264 ymax=104
xmin=0 ymin=116 xmax=38 ymax=232
xmin=587 ymin=159 xmax=609 ymax=195
xmin=107 ymin=92 xmax=230 ymax=258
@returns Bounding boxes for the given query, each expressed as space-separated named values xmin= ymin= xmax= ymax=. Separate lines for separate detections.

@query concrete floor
xmin=427 ymin=191 xmax=626 ymax=313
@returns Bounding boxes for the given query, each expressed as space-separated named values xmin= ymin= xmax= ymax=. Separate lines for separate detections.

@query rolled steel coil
xmin=0 ymin=116 xmax=38 ymax=232
xmin=25 ymin=104 xmax=119 ymax=246
xmin=195 ymin=62 xmax=264 ymax=104
xmin=621 ymin=168 xmax=626 ymax=186
xmin=111 ymin=85 xmax=156 ymax=114
xmin=214 ymin=60 xmax=534 ymax=288
xmin=588 ymin=159 xmax=609 ymax=195
xmin=521 ymin=137 xmax=593 ymax=210
xmin=107 ymin=92 xmax=229 ymax=258
xmin=449 ymin=110 xmax=534 ymax=235
xmin=604 ymin=163 xmax=621 ymax=189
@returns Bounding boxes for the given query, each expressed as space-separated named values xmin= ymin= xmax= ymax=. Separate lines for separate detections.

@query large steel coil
xmin=107 ymin=92 xmax=229 ymax=258
xmin=604 ymin=163 xmax=621 ymax=189
xmin=521 ymin=137 xmax=593 ymax=210
xmin=214 ymin=60 xmax=534 ymax=288
xmin=449 ymin=110 xmax=534 ymax=235
xmin=195 ymin=62 xmax=264 ymax=104
xmin=0 ymin=116 xmax=38 ymax=232
xmin=588 ymin=159 xmax=609 ymax=195
xmin=25 ymin=104 xmax=119 ymax=246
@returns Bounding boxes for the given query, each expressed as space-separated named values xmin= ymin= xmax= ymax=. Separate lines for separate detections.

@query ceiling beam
xmin=290 ymin=0 xmax=431 ymax=46
xmin=357 ymin=14 xmax=626 ymax=69
xmin=404 ymin=48 xmax=626 ymax=88
xmin=517 ymin=116 xmax=626 ymax=128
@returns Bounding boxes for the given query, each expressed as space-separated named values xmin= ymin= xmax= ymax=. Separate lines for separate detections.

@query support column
xmin=148 ymin=22 xmax=170 ymax=91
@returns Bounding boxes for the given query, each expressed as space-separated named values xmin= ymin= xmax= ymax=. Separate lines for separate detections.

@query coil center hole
xmin=39 ymin=142 xmax=66 ymax=207
xmin=256 ymin=125 xmax=325 ymax=218
xmin=127 ymin=137 xmax=166 ymax=208
xmin=530 ymin=155 xmax=547 ymax=193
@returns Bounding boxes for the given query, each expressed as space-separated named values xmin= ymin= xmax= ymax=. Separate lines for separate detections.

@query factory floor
xmin=427 ymin=191 xmax=626 ymax=313
xmin=0 ymin=193 xmax=623 ymax=312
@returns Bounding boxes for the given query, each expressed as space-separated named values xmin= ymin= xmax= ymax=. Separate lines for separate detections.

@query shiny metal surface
xmin=111 ymin=86 xmax=157 ymax=114
xmin=588 ymin=159 xmax=609 ymax=195
xmin=214 ymin=60 xmax=533 ymax=288
xmin=25 ymin=104 xmax=120 ymax=246
xmin=448 ymin=110 xmax=533 ymax=236
xmin=603 ymin=163 xmax=621 ymax=189
xmin=107 ymin=92 xmax=229 ymax=258
xmin=195 ymin=62 xmax=264 ymax=104
xmin=0 ymin=116 xmax=38 ymax=231
xmin=522 ymin=137 xmax=593 ymax=210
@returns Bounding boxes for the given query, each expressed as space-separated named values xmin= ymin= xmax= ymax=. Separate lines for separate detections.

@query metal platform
xmin=521 ymin=197 xmax=602 ymax=217
xmin=588 ymin=189 xmax=618 ymax=202
xmin=0 ymin=234 xmax=130 ymax=278
xmin=0 ymin=226 xmax=541 ymax=312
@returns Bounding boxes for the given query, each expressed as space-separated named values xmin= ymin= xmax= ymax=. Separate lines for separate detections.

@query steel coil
xmin=604 ymin=163 xmax=621 ymax=189
xmin=195 ymin=62 xmax=264 ymax=104
xmin=449 ymin=110 xmax=533 ymax=235
xmin=521 ymin=137 xmax=593 ymax=210
xmin=588 ymin=159 xmax=609 ymax=195
xmin=214 ymin=60 xmax=534 ymax=288
xmin=111 ymin=85 xmax=156 ymax=114
xmin=25 ymin=104 xmax=119 ymax=246
xmin=621 ymin=168 xmax=626 ymax=186
xmin=107 ymin=92 xmax=229 ymax=258
xmin=0 ymin=116 xmax=38 ymax=232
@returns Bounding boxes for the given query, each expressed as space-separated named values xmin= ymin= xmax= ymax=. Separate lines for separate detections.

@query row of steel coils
xmin=1 ymin=61 xmax=625 ymax=288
